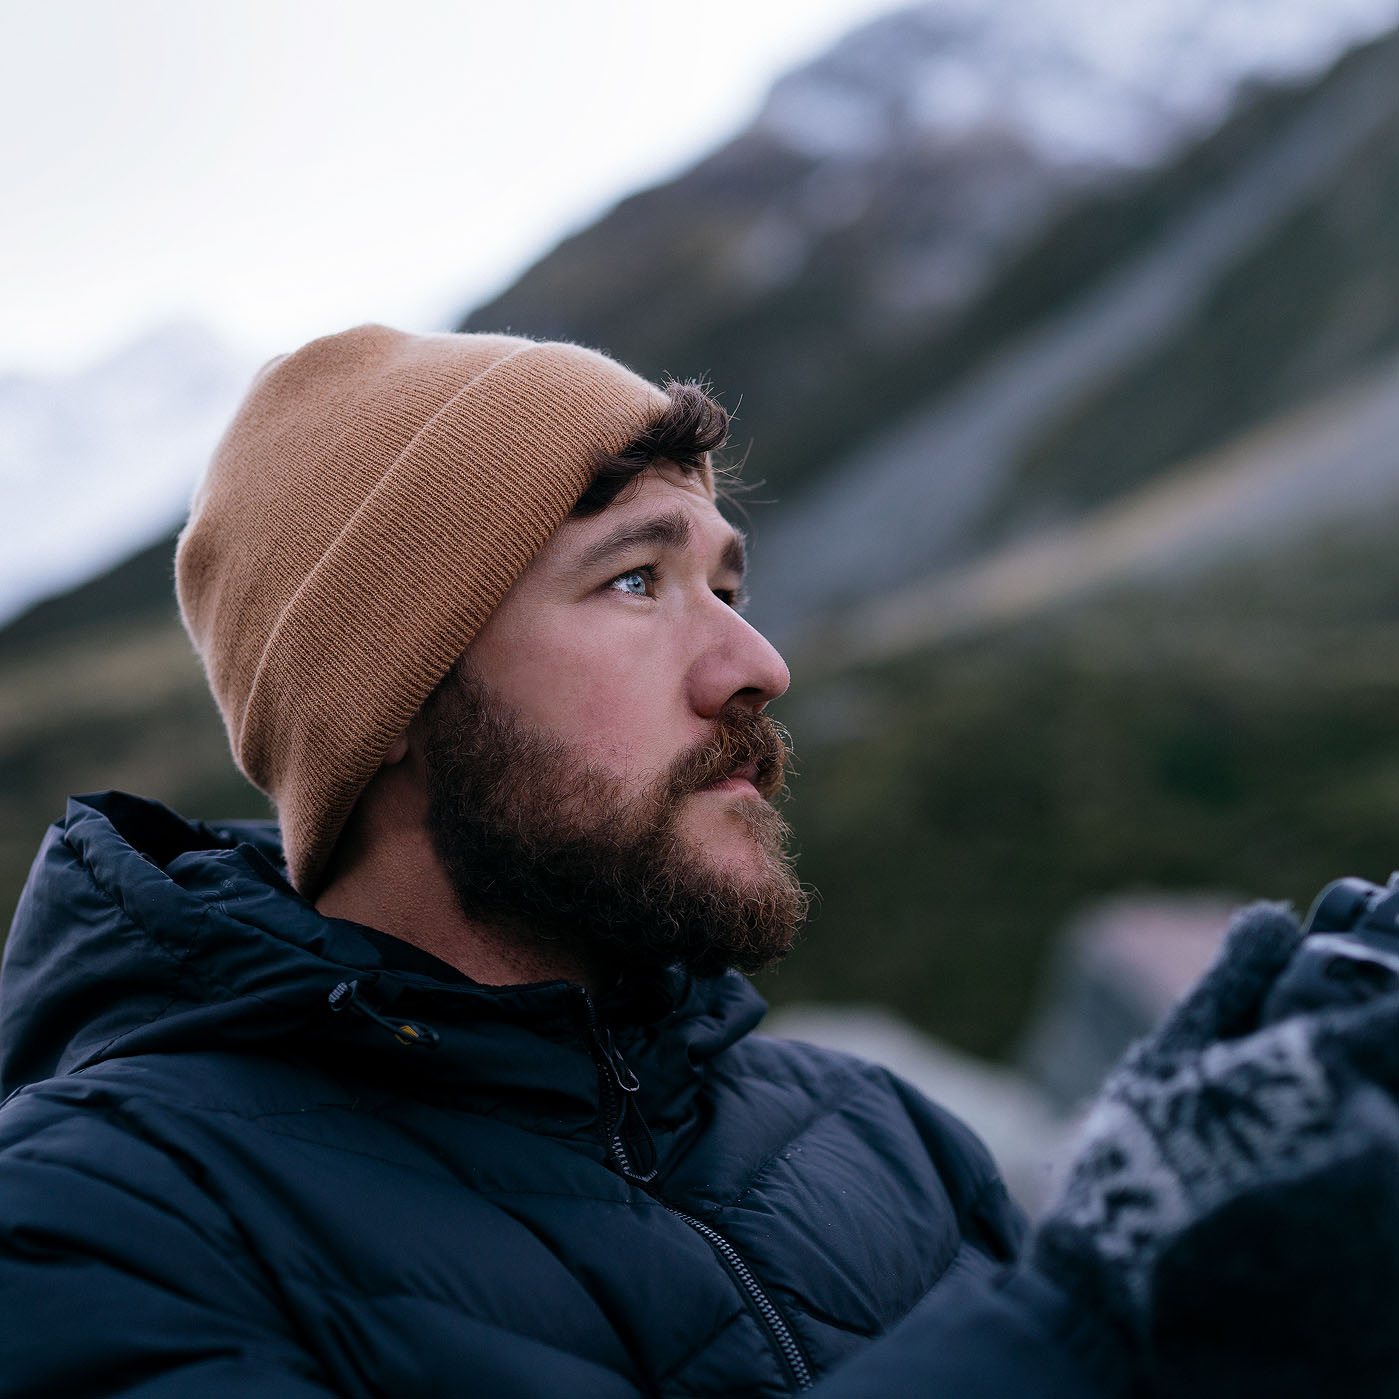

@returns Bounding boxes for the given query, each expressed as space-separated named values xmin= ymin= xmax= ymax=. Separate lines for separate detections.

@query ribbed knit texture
xmin=175 ymin=324 xmax=670 ymax=893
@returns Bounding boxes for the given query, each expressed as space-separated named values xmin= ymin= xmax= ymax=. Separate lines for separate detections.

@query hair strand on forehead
xmin=571 ymin=380 xmax=731 ymax=517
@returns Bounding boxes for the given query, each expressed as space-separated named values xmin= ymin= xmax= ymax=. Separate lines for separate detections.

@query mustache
xmin=667 ymin=709 xmax=793 ymax=802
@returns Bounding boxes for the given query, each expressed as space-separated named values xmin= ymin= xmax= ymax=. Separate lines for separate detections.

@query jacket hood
xmin=0 ymin=792 xmax=766 ymax=1127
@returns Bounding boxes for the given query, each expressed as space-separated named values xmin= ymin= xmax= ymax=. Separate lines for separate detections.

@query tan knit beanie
xmin=176 ymin=324 xmax=671 ymax=894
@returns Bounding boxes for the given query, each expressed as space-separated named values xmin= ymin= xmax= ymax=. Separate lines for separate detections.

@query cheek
xmin=567 ymin=652 xmax=679 ymax=773
xmin=482 ymin=619 xmax=681 ymax=765
xmin=565 ymin=649 xmax=696 ymax=783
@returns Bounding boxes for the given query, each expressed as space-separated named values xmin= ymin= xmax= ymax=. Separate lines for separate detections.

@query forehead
xmin=540 ymin=466 xmax=742 ymax=569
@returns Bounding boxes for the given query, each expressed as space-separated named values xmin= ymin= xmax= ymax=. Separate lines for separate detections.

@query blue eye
xmin=609 ymin=567 xmax=654 ymax=597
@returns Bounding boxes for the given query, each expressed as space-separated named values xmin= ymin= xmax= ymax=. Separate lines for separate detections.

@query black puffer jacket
xmin=0 ymin=793 xmax=1130 ymax=1397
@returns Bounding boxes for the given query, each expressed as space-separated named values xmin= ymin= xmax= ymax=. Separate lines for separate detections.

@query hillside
xmin=464 ymin=23 xmax=1399 ymax=645
xmin=763 ymin=377 xmax=1399 ymax=1052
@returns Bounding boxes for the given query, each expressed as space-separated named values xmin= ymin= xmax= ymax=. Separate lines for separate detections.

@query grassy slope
xmin=760 ymin=523 xmax=1399 ymax=1056
xmin=0 ymin=546 xmax=266 ymax=928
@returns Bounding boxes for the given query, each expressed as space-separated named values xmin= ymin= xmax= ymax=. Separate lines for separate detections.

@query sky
xmin=0 ymin=0 xmax=901 ymax=377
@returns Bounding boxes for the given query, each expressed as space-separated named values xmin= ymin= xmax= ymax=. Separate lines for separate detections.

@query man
xmin=2 ymin=326 xmax=1398 ymax=1398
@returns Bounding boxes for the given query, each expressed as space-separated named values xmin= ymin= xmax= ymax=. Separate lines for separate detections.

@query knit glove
xmin=1031 ymin=902 xmax=1399 ymax=1398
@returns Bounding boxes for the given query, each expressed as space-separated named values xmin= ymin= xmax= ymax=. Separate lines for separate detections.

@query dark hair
xmin=571 ymin=380 xmax=730 ymax=518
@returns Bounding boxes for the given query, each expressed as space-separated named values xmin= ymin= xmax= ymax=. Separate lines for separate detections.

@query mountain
xmin=753 ymin=28 xmax=1399 ymax=643
xmin=802 ymin=348 xmax=1399 ymax=671
xmin=5 ymin=3 xmax=1399 ymax=1058
xmin=767 ymin=394 xmax=1399 ymax=1054
xmin=465 ymin=7 xmax=1399 ymax=646
xmin=0 ymin=324 xmax=252 ymax=628
xmin=469 ymin=2 xmax=1399 ymax=1051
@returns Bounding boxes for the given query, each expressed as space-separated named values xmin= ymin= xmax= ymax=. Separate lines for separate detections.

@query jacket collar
xmin=1 ymin=792 xmax=767 ymax=1137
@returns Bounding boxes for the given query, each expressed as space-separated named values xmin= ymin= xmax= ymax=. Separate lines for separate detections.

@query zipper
xmin=579 ymin=992 xmax=813 ymax=1392
xmin=664 ymin=1204 xmax=814 ymax=1392
xmin=581 ymin=991 xmax=657 ymax=1183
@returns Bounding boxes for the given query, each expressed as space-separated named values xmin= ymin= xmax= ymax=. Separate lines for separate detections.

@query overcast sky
xmin=0 ymin=0 xmax=900 ymax=376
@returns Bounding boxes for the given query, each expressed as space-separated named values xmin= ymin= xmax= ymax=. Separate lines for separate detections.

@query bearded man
xmin=5 ymin=326 xmax=1399 ymax=1399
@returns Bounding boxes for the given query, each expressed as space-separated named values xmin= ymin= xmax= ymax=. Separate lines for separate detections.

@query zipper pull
xmin=328 ymin=980 xmax=440 ymax=1049
xmin=607 ymin=1033 xmax=658 ymax=1185
xmin=598 ymin=1026 xmax=640 ymax=1095
xmin=581 ymin=995 xmax=658 ymax=1184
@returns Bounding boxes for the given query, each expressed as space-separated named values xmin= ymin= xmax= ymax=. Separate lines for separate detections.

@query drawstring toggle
xmin=328 ymin=979 xmax=440 ymax=1049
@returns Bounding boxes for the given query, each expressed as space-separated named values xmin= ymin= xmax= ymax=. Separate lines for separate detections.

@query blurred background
xmin=5 ymin=0 xmax=1399 ymax=1207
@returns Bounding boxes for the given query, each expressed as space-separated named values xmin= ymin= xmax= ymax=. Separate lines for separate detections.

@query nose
xmin=688 ymin=604 xmax=791 ymax=717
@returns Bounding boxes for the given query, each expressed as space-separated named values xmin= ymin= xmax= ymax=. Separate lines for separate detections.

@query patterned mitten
xmin=1032 ymin=902 xmax=1399 ymax=1398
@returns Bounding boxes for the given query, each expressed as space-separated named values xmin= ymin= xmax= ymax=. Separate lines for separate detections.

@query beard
xmin=419 ymin=664 xmax=809 ymax=979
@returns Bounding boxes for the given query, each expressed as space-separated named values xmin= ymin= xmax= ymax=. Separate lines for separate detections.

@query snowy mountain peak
xmin=757 ymin=0 xmax=1399 ymax=166
xmin=0 ymin=323 xmax=254 ymax=627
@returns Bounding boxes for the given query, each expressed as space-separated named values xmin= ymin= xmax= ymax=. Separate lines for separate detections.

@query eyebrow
xmin=574 ymin=509 xmax=748 ymax=579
